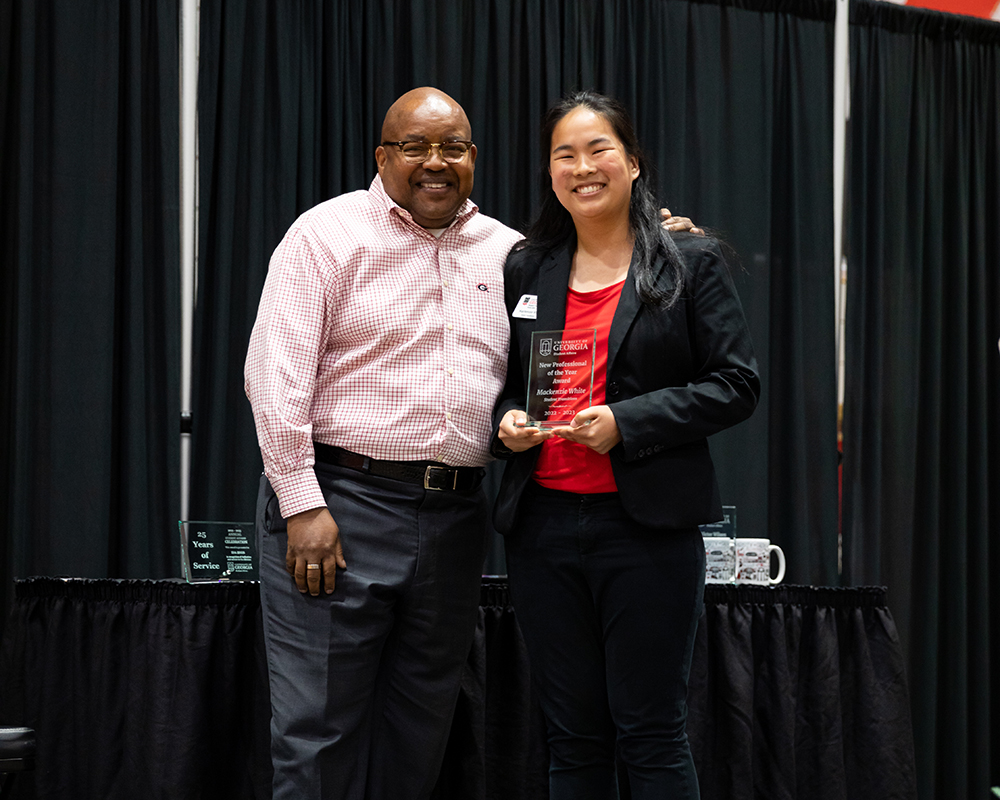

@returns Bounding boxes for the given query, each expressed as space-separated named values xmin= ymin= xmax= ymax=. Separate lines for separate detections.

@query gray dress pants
xmin=256 ymin=460 xmax=489 ymax=800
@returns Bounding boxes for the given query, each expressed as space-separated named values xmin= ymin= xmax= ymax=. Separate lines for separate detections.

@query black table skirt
xmin=0 ymin=578 xmax=916 ymax=800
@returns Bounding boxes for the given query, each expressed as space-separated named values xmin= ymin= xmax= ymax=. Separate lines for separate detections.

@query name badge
xmin=512 ymin=294 xmax=537 ymax=319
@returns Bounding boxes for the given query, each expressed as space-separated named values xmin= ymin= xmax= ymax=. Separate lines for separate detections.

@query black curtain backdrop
xmin=0 ymin=2 xmax=180 ymax=635
xmin=843 ymin=2 xmax=1000 ymax=797
xmin=191 ymin=0 xmax=839 ymax=589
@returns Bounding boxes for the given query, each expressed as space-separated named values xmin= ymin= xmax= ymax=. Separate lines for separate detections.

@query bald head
xmin=376 ymin=87 xmax=477 ymax=229
xmin=380 ymin=87 xmax=471 ymax=143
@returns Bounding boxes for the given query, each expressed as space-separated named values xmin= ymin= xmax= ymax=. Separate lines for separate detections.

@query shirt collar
xmin=368 ymin=175 xmax=479 ymax=235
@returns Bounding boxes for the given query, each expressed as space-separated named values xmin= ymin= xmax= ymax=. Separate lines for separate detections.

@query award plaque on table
xmin=524 ymin=328 xmax=597 ymax=430
xmin=179 ymin=521 xmax=258 ymax=583
xmin=698 ymin=505 xmax=737 ymax=538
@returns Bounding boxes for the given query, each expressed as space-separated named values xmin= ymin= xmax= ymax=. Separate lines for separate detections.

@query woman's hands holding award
xmin=499 ymin=405 xmax=622 ymax=455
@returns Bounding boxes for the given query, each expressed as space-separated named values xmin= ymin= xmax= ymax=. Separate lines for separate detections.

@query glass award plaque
xmin=698 ymin=505 xmax=737 ymax=538
xmin=524 ymin=328 xmax=597 ymax=430
xmin=179 ymin=521 xmax=258 ymax=583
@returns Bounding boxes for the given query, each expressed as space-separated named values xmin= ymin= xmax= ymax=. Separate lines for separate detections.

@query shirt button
xmin=447 ymin=368 xmax=454 ymax=375
xmin=447 ymin=323 xmax=454 ymax=331
xmin=443 ymin=280 xmax=449 ymax=288
xmin=446 ymin=412 xmax=452 ymax=420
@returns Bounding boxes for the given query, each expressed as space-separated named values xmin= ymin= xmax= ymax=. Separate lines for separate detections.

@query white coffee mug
xmin=735 ymin=538 xmax=786 ymax=585
xmin=703 ymin=536 xmax=736 ymax=584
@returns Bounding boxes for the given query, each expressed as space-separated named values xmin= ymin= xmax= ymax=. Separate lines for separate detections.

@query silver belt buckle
xmin=424 ymin=465 xmax=457 ymax=491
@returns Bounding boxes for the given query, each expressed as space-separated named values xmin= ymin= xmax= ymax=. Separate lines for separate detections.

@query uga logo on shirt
xmin=477 ymin=283 xmax=489 ymax=292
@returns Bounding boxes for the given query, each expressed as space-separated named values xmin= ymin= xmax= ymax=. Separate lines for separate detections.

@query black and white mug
xmin=735 ymin=538 xmax=786 ymax=585
xmin=703 ymin=537 xmax=736 ymax=584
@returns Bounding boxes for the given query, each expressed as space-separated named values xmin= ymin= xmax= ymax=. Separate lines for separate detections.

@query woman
xmin=491 ymin=91 xmax=760 ymax=799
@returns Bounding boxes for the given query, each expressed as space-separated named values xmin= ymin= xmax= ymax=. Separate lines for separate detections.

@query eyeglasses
xmin=380 ymin=140 xmax=474 ymax=164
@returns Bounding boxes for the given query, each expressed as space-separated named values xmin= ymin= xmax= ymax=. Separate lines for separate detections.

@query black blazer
xmin=491 ymin=234 xmax=760 ymax=534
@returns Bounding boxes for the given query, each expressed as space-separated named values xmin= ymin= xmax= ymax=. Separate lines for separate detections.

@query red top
xmin=533 ymin=279 xmax=624 ymax=494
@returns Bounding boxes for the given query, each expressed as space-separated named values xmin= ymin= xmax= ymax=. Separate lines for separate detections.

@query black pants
xmin=506 ymin=484 xmax=705 ymax=800
xmin=256 ymin=462 xmax=489 ymax=800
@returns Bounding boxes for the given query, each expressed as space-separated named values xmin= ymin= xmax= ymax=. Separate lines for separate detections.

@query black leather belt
xmin=313 ymin=443 xmax=484 ymax=492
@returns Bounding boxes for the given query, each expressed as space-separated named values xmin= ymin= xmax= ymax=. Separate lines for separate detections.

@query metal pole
xmin=833 ymin=0 xmax=850 ymax=411
xmin=179 ymin=0 xmax=199 ymax=523
xmin=833 ymin=0 xmax=850 ymax=574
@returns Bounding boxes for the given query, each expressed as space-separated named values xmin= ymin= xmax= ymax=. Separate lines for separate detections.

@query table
xmin=0 ymin=578 xmax=916 ymax=799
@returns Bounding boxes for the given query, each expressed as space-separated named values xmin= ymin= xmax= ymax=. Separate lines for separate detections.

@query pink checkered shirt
xmin=245 ymin=176 xmax=523 ymax=518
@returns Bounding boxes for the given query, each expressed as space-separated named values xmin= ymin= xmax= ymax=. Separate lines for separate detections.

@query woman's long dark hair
xmin=517 ymin=90 xmax=685 ymax=308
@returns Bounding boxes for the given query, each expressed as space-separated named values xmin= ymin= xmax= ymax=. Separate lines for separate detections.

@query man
xmin=246 ymin=87 xmax=521 ymax=800
xmin=246 ymin=87 xmax=697 ymax=800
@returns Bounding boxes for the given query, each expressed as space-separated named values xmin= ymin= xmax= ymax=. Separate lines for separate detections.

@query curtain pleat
xmin=843 ymin=2 xmax=1000 ymax=795
xmin=0 ymin=1 xmax=180 ymax=635
xmin=0 ymin=579 xmax=269 ymax=799
xmin=687 ymin=586 xmax=916 ymax=800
